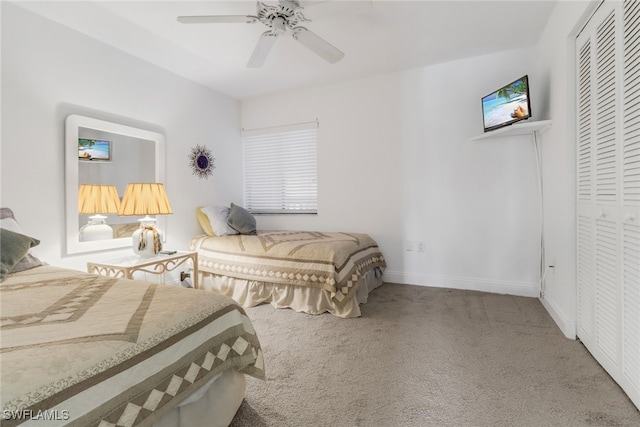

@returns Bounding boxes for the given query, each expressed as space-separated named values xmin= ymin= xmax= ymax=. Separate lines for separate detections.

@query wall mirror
xmin=65 ymin=114 xmax=166 ymax=255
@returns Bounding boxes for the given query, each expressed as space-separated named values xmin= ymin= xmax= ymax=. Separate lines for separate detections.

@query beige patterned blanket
xmin=190 ymin=230 xmax=386 ymax=308
xmin=0 ymin=266 xmax=264 ymax=426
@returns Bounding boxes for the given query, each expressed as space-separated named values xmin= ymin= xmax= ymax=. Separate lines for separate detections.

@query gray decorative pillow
xmin=1 ymin=228 xmax=40 ymax=282
xmin=0 ymin=207 xmax=45 ymax=273
xmin=0 ymin=207 xmax=15 ymax=220
xmin=227 ymin=203 xmax=257 ymax=235
xmin=10 ymin=252 xmax=44 ymax=274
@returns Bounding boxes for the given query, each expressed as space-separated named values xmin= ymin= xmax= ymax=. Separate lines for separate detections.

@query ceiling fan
xmin=177 ymin=0 xmax=345 ymax=68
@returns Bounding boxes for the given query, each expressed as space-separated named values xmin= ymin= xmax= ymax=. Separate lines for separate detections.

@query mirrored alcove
xmin=65 ymin=115 xmax=166 ymax=254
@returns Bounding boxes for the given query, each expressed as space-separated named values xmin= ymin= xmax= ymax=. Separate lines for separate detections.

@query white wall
xmin=0 ymin=2 xmax=243 ymax=270
xmin=1 ymin=1 xmax=598 ymax=337
xmin=242 ymin=47 xmax=544 ymax=297
xmin=240 ymin=0 xmax=599 ymax=338
xmin=533 ymin=0 xmax=598 ymax=338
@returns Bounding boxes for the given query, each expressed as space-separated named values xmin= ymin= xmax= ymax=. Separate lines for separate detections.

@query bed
xmin=190 ymin=229 xmax=386 ymax=318
xmin=1 ymin=208 xmax=264 ymax=427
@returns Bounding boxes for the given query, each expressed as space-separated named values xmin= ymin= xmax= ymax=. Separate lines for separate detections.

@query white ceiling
xmin=15 ymin=0 xmax=558 ymax=100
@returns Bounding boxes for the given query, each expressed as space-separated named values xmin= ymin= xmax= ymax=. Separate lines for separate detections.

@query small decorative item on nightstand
xmin=118 ymin=183 xmax=173 ymax=258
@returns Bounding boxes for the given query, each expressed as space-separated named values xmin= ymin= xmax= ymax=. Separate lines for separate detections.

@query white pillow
xmin=201 ymin=206 xmax=238 ymax=236
xmin=0 ymin=217 xmax=22 ymax=233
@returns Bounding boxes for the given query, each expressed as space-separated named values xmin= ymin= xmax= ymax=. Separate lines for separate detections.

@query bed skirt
xmin=153 ymin=368 xmax=246 ymax=427
xmin=198 ymin=267 xmax=384 ymax=318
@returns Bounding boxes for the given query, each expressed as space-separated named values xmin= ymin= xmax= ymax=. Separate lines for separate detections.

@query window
xmin=242 ymin=121 xmax=318 ymax=214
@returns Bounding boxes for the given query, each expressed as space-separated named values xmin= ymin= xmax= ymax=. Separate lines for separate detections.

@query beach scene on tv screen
xmin=482 ymin=77 xmax=529 ymax=130
xmin=78 ymin=139 xmax=110 ymax=160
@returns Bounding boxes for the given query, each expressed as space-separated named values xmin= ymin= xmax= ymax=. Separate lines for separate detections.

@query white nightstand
xmin=87 ymin=251 xmax=199 ymax=289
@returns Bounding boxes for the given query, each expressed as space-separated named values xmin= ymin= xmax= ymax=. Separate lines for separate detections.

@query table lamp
xmin=118 ymin=183 xmax=173 ymax=257
xmin=78 ymin=184 xmax=121 ymax=241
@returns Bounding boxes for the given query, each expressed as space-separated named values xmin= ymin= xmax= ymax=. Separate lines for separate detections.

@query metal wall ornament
xmin=188 ymin=145 xmax=215 ymax=179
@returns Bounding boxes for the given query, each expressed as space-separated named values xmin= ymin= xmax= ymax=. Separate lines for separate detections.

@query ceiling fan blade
xmin=247 ymin=31 xmax=279 ymax=68
xmin=292 ymin=27 xmax=344 ymax=64
xmin=177 ymin=15 xmax=257 ymax=24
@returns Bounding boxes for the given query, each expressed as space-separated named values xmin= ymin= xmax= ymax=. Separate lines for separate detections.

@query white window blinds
xmin=242 ymin=121 xmax=318 ymax=214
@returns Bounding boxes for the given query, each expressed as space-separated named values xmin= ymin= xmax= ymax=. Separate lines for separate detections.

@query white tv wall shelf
xmin=471 ymin=120 xmax=552 ymax=141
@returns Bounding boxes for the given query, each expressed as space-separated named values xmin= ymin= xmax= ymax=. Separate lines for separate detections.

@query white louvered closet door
xmin=576 ymin=0 xmax=640 ymax=409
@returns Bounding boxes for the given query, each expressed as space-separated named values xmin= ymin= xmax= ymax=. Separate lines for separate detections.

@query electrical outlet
xmin=417 ymin=241 xmax=425 ymax=252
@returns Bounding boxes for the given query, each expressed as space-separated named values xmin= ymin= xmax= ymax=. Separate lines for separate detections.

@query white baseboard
xmin=539 ymin=294 xmax=576 ymax=339
xmin=382 ymin=270 xmax=539 ymax=298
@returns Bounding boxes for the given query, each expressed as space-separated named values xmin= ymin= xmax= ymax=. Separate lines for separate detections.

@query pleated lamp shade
xmin=117 ymin=183 xmax=172 ymax=258
xmin=118 ymin=183 xmax=173 ymax=216
xmin=77 ymin=184 xmax=121 ymax=242
xmin=78 ymin=184 xmax=121 ymax=215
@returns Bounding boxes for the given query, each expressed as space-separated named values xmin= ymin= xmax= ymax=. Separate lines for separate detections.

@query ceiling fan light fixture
xmin=272 ymin=16 xmax=287 ymax=34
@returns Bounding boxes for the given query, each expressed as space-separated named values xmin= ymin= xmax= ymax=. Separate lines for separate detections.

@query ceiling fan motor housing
xmin=256 ymin=0 xmax=308 ymax=32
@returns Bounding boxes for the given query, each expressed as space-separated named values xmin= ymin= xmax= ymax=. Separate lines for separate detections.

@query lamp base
xmin=132 ymin=216 xmax=163 ymax=258
xmin=79 ymin=215 xmax=113 ymax=242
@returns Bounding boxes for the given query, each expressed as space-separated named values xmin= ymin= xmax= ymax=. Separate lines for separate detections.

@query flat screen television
xmin=78 ymin=138 xmax=111 ymax=161
xmin=481 ymin=75 xmax=531 ymax=132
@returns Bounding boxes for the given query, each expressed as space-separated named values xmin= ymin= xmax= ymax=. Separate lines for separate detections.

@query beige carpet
xmin=230 ymin=283 xmax=640 ymax=426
